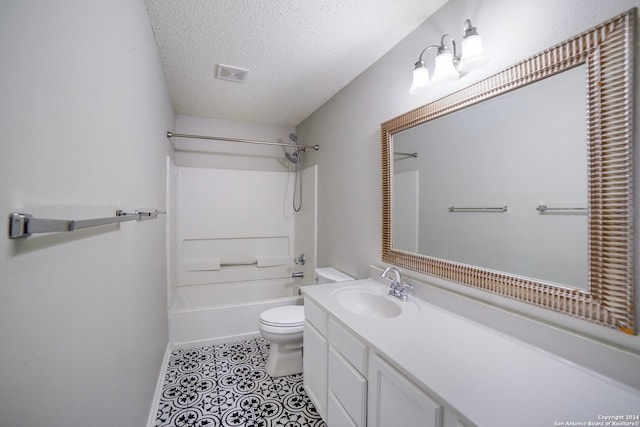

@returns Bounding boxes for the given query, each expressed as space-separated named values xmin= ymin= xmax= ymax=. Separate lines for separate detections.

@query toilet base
xmin=260 ymin=330 xmax=302 ymax=377
xmin=265 ymin=340 xmax=303 ymax=377
xmin=259 ymin=307 xmax=305 ymax=378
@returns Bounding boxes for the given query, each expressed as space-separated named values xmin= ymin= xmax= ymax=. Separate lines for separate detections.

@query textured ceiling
xmin=144 ymin=0 xmax=448 ymax=127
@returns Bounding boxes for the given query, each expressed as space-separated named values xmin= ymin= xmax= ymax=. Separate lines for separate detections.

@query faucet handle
xmin=399 ymin=282 xmax=413 ymax=301
xmin=401 ymin=281 xmax=413 ymax=290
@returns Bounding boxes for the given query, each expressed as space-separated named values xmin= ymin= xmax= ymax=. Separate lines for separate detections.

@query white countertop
xmin=302 ymin=279 xmax=640 ymax=427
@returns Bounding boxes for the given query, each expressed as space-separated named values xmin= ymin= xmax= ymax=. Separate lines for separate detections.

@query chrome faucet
xmin=294 ymin=253 xmax=306 ymax=265
xmin=380 ymin=267 xmax=413 ymax=301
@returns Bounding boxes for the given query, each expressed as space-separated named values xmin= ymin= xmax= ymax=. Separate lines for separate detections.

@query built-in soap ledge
xmin=256 ymin=256 xmax=290 ymax=267
xmin=183 ymin=256 xmax=290 ymax=271
xmin=184 ymin=259 xmax=221 ymax=271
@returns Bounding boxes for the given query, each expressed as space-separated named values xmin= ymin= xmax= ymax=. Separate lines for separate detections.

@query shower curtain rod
xmin=166 ymin=131 xmax=319 ymax=151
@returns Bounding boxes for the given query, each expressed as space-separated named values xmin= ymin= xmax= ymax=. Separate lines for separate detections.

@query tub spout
xmin=292 ymin=272 xmax=304 ymax=278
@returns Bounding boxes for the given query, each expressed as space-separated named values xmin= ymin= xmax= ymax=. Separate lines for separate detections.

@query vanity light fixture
xmin=409 ymin=19 xmax=488 ymax=95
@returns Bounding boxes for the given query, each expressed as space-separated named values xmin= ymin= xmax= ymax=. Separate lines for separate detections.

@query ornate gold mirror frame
xmin=381 ymin=10 xmax=635 ymax=334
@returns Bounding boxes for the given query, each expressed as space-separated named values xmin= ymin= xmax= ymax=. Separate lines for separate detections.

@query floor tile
xmin=155 ymin=338 xmax=326 ymax=427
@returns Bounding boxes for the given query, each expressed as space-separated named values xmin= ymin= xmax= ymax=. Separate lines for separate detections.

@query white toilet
xmin=258 ymin=267 xmax=354 ymax=377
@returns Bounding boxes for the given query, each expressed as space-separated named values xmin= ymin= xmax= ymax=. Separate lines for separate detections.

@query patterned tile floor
xmin=155 ymin=338 xmax=326 ymax=427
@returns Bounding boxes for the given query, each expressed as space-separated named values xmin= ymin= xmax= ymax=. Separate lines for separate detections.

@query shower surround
xmin=169 ymin=166 xmax=316 ymax=346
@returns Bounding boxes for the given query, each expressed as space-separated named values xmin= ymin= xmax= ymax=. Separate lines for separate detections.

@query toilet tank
xmin=315 ymin=267 xmax=354 ymax=284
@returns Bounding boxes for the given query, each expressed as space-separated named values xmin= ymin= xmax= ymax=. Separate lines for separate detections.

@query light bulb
xmin=409 ymin=62 xmax=430 ymax=95
xmin=431 ymin=51 xmax=459 ymax=84
xmin=459 ymin=34 xmax=489 ymax=72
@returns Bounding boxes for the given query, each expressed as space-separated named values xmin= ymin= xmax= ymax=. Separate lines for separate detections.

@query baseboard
xmin=170 ymin=331 xmax=262 ymax=350
xmin=147 ymin=342 xmax=172 ymax=427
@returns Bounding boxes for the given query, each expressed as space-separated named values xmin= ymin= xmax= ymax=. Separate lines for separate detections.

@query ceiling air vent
xmin=216 ymin=64 xmax=249 ymax=83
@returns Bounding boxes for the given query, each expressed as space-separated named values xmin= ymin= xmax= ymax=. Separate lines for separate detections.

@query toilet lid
xmin=260 ymin=306 xmax=305 ymax=327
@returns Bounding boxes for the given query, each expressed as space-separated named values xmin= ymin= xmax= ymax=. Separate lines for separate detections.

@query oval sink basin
xmin=335 ymin=289 xmax=402 ymax=319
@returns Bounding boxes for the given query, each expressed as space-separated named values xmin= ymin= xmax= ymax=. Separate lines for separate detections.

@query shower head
xmin=285 ymin=151 xmax=299 ymax=164
xmin=285 ymin=133 xmax=300 ymax=164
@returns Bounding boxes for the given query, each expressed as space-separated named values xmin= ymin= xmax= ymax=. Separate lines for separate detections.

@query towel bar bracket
xmin=9 ymin=213 xmax=32 ymax=239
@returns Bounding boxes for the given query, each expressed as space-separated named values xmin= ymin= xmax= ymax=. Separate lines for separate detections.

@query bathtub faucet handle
xmin=294 ymin=254 xmax=306 ymax=265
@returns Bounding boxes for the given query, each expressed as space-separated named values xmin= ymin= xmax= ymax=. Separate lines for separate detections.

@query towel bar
xmin=448 ymin=205 xmax=508 ymax=213
xmin=8 ymin=209 xmax=163 ymax=239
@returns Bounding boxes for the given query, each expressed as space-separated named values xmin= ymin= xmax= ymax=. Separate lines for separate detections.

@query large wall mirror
xmin=381 ymin=10 xmax=635 ymax=334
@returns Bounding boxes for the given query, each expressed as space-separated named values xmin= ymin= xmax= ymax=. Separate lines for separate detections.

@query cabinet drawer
xmin=305 ymin=298 xmax=328 ymax=336
xmin=329 ymin=318 xmax=367 ymax=374
xmin=328 ymin=347 xmax=367 ymax=427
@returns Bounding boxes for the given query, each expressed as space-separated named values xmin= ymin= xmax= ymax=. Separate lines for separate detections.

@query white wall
xmin=0 ymin=1 xmax=175 ymax=426
xmin=298 ymin=0 xmax=640 ymax=392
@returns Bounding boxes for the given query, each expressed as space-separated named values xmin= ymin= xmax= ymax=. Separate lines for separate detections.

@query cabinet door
xmin=368 ymin=354 xmax=443 ymax=427
xmin=303 ymin=320 xmax=328 ymax=420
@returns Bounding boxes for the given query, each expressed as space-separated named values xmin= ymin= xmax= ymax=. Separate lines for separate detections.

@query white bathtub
xmin=169 ymin=278 xmax=303 ymax=347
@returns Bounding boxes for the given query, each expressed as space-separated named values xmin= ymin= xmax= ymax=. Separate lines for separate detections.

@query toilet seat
xmin=259 ymin=305 xmax=304 ymax=328
xmin=259 ymin=323 xmax=304 ymax=335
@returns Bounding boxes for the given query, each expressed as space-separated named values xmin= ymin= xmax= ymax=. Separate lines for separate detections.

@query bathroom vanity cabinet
xmin=303 ymin=297 xmax=474 ymax=427
xmin=302 ymin=278 xmax=640 ymax=426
